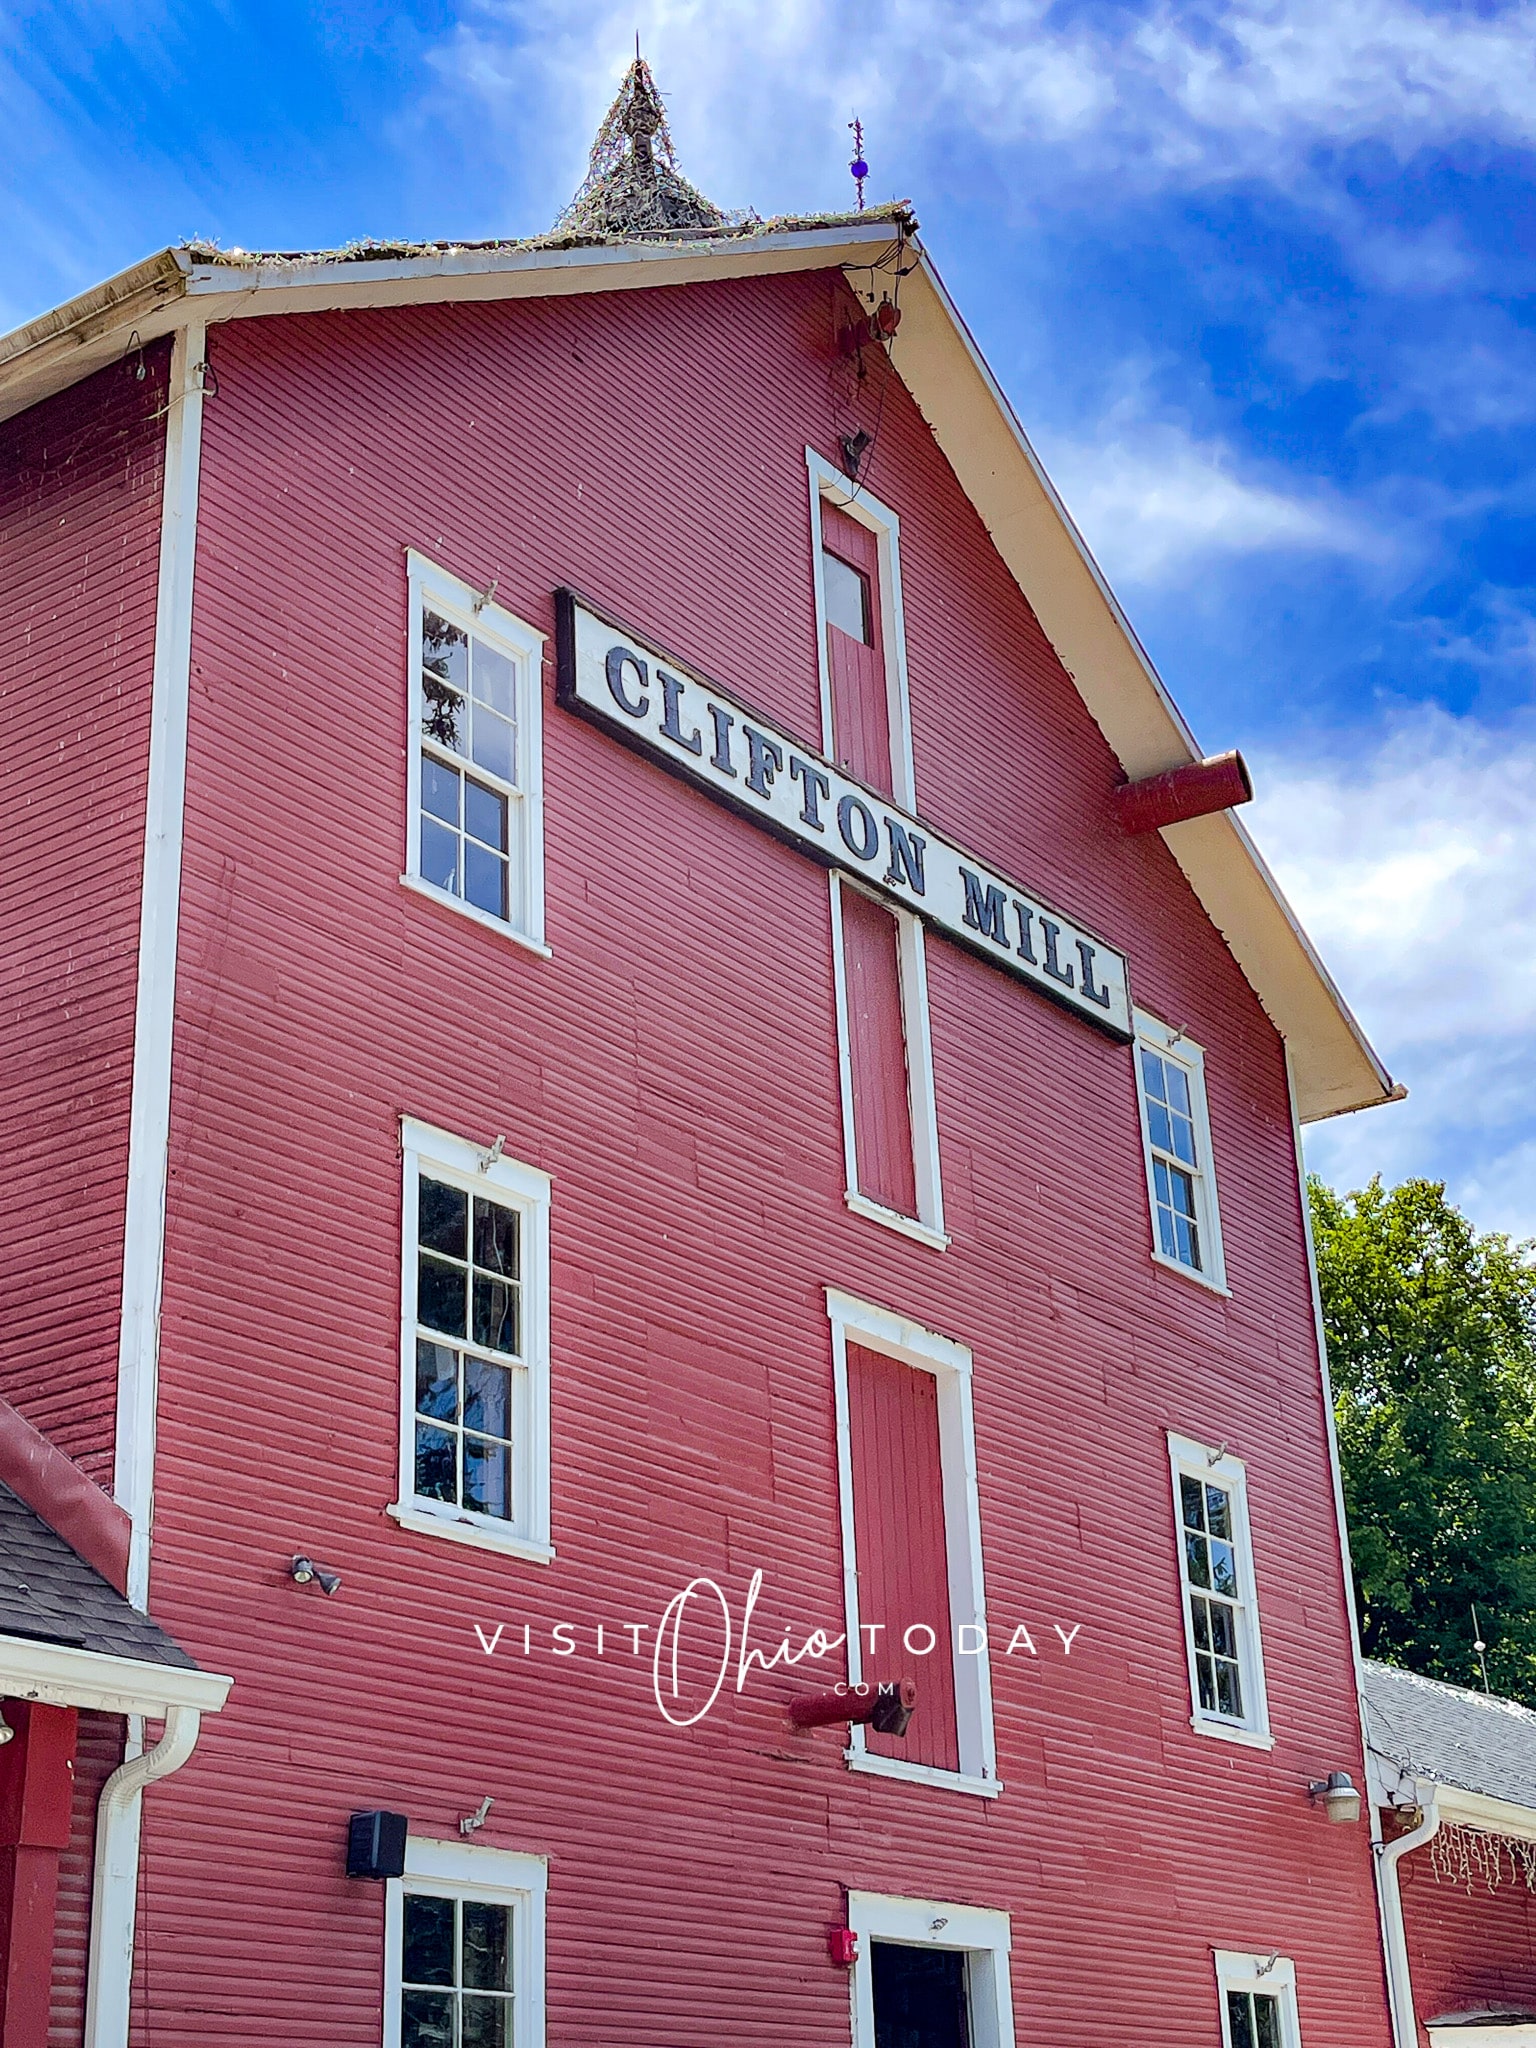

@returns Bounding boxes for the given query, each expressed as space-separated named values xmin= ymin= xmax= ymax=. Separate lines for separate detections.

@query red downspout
xmin=0 ymin=1702 xmax=78 ymax=2048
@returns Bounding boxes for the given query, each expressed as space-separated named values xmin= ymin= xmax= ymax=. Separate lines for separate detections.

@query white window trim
xmin=828 ymin=1290 xmax=999 ymax=1796
xmin=1214 ymin=1950 xmax=1302 ymax=2048
xmin=403 ymin=551 xmax=549 ymax=955
xmin=390 ymin=1116 xmax=554 ymax=1564
xmin=1169 ymin=1432 xmax=1272 ymax=1749
xmin=829 ymin=874 xmax=948 ymax=1247
xmin=847 ymin=1892 xmax=1015 ymax=2048
xmin=383 ymin=1838 xmax=547 ymax=2048
xmin=1133 ymin=1009 xmax=1228 ymax=1295
xmin=807 ymin=449 xmax=916 ymax=808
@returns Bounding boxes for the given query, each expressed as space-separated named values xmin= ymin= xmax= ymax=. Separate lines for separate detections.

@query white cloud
xmin=1039 ymin=416 xmax=1373 ymax=584
xmin=1249 ymin=707 xmax=1536 ymax=1237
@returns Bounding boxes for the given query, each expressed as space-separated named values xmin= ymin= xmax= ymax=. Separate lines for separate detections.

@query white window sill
xmin=399 ymin=873 xmax=552 ymax=958
xmin=388 ymin=1501 xmax=556 ymax=1564
xmin=1151 ymin=1248 xmax=1230 ymax=1298
xmin=844 ymin=1749 xmax=1002 ymax=1798
xmin=845 ymin=1191 xmax=950 ymax=1252
xmin=1189 ymin=1714 xmax=1274 ymax=1750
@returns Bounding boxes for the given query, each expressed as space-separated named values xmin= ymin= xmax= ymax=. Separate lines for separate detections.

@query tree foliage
xmin=1310 ymin=1174 xmax=1536 ymax=1702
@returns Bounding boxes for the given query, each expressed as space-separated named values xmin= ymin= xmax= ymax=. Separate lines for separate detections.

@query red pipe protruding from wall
xmin=1112 ymin=750 xmax=1254 ymax=835
xmin=0 ymin=1398 xmax=130 ymax=1596
xmin=787 ymin=1679 xmax=917 ymax=1733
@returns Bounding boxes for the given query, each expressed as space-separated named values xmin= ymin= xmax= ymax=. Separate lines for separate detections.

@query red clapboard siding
xmin=50 ymin=1709 xmax=123 ymax=2048
xmin=822 ymin=501 xmax=891 ymax=795
xmin=846 ymin=1342 xmax=959 ymax=1771
xmin=840 ymin=888 xmax=918 ymax=1218
xmin=0 ymin=348 xmax=167 ymax=1485
xmin=55 ymin=263 xmax=1403 ymax=2047
xmin=1398 ymin=1842 xmax=1536 ymax=2030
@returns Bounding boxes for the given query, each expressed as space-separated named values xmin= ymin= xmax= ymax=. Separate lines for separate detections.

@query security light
xmin=1309 ymin=1770 xmax=1362 ymax=1824
xmin=290 ymin=1554 xmax=341 ymax=1596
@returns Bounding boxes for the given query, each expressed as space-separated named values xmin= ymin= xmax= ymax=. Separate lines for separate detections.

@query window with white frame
xmin=808 ymin=450 xmax=944 ymax=1250
xmin=384 ymin=1838 xmax=546 ymax=2048
xmin=406 ymin=555 xmax=545 ymax=949
xmin=847 ymin=1892 xmax=1015 ymax=2048
xmin=1169 ymin=1435 xmax=1270 ymax=1745
xmin=1134 ymin=1010 xmax=1225 ymax=1289
xmin=1215 ymin=1951 xmax=1302 ymax=2048
xmin=390 ymin=1119 xmax=552 ymax=1562
xmin=828 ymin=1289 xmax=998 ymax=1796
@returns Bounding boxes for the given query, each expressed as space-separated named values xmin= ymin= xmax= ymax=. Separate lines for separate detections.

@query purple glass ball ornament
xmin=851 ymin=157 xmax=869 ymax=180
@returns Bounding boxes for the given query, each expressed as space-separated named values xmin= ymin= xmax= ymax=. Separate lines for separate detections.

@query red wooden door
xmin=839 ymin=886 xmax=918 ymax=1218
xmin=822 ymin=503 xmax=893 ymax=796
xmin=846 ymin=1342 xmax=959 ymax=1771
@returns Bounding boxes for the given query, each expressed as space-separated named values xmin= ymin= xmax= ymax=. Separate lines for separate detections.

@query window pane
xmin=823 ymin=550 xmax=871 ymax=643
xmin=422 ymin=679 xmax=466 ymax=754
xmin=419 ymin=1253 xmax=468 ymax=1338
xmin=1255 ymin=1992 xmax=1282 ymax=2048
xmin=1165 ymin=1061 xmax=1193 ymax=1119
xmin=1146 ymin=1098 xmax=1175 ymax=1155
xmin=464 ymin=1434 xmax=513 ymax=1519
xmin=403 ymin=1894 xmax=456 ymax=1986
xmin=472 ymin=642 xmax=515 ymax=714
xmin=422 ymin=756 xmax=461 ymax=825
xmin=1208 ymin=1604 xmax=1238 ymax=1658
xmin=1180 ymin=1474 xmax=1205 ymax=1532
xmin=463 ymin=841 xmax=508 ymax=922
xmin=462 ymin=1996 xmax=514 ymax=2048
xmin=464 ymin=778 xmax=508 ymax=852
xmin=423 ymin=611 xmax=469 ymax=689
xmin=1196 ymin=1652 xmax=1217 ymax=1711
xmin=420 ymin=817 xmax=460 ymax=896
xmin=1205 ymin=1485 xmax=1232 ymax=1539
xmin=464 ymin=1356 xmax=512 ymax=1438
xmin=415 ymin=1340 xmax=459 ymax=1422
xmin=1140 ymin=1048 xmax=1168 ymax=1103
xmin=474 ymin=1199 xmax=520 ymax=1278
xmin=1191 ymin=1598 xmax=1212 ymax=1651
xmin=1227 ymin=1991 xmax=1256 ymax=2048
xmin=1186 ymin=1531 xmax=1211 ymax=1589
xmin=414 ymin=1423 xmax=458 ymax=1503
xmin=462 ymin=1899 xmax=513 ymax=1990
xmin=401 ymin=1989 xmax=454 ymax=2048
xmin=419 ymin=1180 xmax=469 ymax=1258
xmin=1216 ymin=1657 xmax=1244 ymax=1718
xmin=471 ymin=709 xmax=516 ymax=786
xmin=1210 ymin=1539 xmax=1238 ymax=1595
xmin=472 ymin=1274 xmax=520 ymax=1355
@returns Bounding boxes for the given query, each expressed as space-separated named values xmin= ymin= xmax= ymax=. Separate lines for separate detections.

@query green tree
xmin=1310 ymin=1174 xmax=1536 ymax=1702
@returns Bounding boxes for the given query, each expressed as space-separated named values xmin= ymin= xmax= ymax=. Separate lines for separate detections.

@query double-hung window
xmin=1134 ymin=1010 xmax=1225 ymax=1290
xmin=405 ymin=555 xmax=546 ymax=950
xmin=390 ymin=1118 xmax=552 ymax=1563
xmin=1169 ymin=1434 xmax=1270 ymax=1746
xmin=809 ymin=450 xmax=944 ymax=1249
xmin=384 ymin=1838 xmax=547 ymax=2048
xmin=1215 ymin=1952 xmax=1302 ymax=2048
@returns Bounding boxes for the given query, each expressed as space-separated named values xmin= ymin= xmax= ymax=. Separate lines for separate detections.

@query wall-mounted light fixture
xmin=290 ymin=1554 xmax=341 ymax=1596
xmin=0 ymin=1705 xmax=12 ymax=1746
xmin=1309 ymin=1770 xmax=1362 ymax=1823
xmin=827 ymin=1926 xmax=859 ymax=1967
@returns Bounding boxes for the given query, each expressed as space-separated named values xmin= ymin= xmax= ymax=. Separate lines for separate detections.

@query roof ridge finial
xmin=551 ymin=50 xmax=740 ymax=240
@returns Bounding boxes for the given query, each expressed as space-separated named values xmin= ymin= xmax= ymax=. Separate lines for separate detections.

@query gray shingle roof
xmin=1364 ymin=1657 xmax=1536 ymax=1811
xmin=0 ymin=1481 xmax=195 ymax=1668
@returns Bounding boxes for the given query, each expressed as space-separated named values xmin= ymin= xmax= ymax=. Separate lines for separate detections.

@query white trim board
xmin=1168 ymin=1432 xmax=1273 ymax=1748
xmin=114 ymin=321 xmax=206 ymax=1611
xmin=0 ymin=1635 xmax=231 ymax=1717
xmin=383 ymin=1838 xmax=547 ymax=2048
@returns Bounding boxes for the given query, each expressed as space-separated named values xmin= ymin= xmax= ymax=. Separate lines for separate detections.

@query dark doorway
xmin=871 ymin=1941 xmax=971 ymax=2048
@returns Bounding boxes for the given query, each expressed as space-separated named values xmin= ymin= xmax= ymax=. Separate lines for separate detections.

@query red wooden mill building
xmin=0 ymin=54 xmax=1481 ymax=2048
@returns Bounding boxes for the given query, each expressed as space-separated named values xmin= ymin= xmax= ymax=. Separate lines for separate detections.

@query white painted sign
xmin=555 ymin=591 xmax=1132 ymax=1040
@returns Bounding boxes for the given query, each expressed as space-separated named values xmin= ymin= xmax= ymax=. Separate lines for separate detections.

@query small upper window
xmin=823 ymin=549 xmax=872 ymax=644
xmin=1169 ymin=1435 xmax=1270 ymax=1746
xmin=1133 ymin=1011 xmax=1225 ymax=1291
xmin=1214 ymin=1952 xmax=1301 ymax=2048
xmin=384 ymin=1839 xmax=546 ymax=2048
xmin=391 ymin=1119 xmax=553 ymax=1563
xmin=406 ymin=557 xmax=545 ymax=951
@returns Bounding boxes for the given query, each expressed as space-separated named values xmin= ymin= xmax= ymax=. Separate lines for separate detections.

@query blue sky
xmin=5 ymin=0 xmax=1534 ymax=1235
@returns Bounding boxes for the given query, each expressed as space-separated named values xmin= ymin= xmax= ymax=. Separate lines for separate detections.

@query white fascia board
xmin=0 ymin=248 xmax=191 ymax=425
xmin=0 ymin=1635 xmax=233 ymax=1716
xmin=1430 ymin=1783 xmax=1536 ymax=1845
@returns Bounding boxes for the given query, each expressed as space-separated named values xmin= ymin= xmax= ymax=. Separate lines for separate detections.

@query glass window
xmin=823 ymin=549 xmax=872 ymax=644
xmin=1135 ymin=1018 xmax=1224 ymax=1290
xmin=1171 ymin=1437 xmax=1268 ymax=1740
xmin=414 ymin=1175 xmax=521 ymax=1524
xmin=1226 ymin=1990 xmax=1283 ymax=2048
xmin=400 ymin=1892 xmax=514 ymax=2048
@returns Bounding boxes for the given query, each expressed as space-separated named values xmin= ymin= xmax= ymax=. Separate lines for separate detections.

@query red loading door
xmin=839 ymin=887 xmax=918 ymax=1219
xmin=845 ymin=1341 xmax=960 ymax=1771
xmin=822 ymin=502 xmax=894 ymax=797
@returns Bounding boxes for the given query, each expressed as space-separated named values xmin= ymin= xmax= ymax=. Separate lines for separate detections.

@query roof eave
xmin=0 ymin=247 xmax=190 ymax=426
xmin=0 ymin=1632 xmax=232 ymax=1717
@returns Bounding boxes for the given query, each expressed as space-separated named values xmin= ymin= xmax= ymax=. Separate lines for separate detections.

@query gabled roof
xmin=1364 ymin=1658 xmax=1536 ymax=1812
xmin=0 ymin=215 xmax=1393 ymax=1120
xmin=0 ymin=1479 xmax=192 ymax=1667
